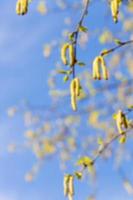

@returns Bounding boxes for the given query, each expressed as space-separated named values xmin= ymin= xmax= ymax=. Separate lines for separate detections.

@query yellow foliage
xmin=77 ymin=156 xmax=93 ymax=166
xmin=119 ymin=135 xmax=126 ymax=144
xmin=25 ymin=130 xmax=36 ymax=139
xmin=37 ymin=1 xmax=48 ymax=15
xmin=123 ymin=180 xmax=133 ymax=195
xmin=99 ymin=30 xmax=113 ymax=44
xmin=43 ymin=140 xmax=56 ymax=154
xmin=89 ymin=111 xmax=99 ymax=127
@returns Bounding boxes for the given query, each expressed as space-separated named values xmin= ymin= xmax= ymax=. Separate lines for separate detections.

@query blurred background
xmin=0 ymin=0 xmax=133 ymax=199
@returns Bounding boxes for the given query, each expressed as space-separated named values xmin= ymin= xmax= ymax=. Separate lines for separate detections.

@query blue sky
xmin=0 ymin=0 xmax=133 ymax=200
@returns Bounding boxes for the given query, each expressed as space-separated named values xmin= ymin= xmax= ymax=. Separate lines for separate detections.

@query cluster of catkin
xmin=61 ymin=43 xmax=76 ymax=67
xmin=64 ymin=175 xmax=74 ymax=200
xmin=116 ymin=110 xmax=128 ymax=143
xmin=16 ymin=0 xmax=28 ymax=15
xmin=70 ymin=78 xmax=80 ymax=111
xmin=110 ymin=0 xmax=122 ymax=23
xmin=92 ymin=56 xmax=109 ymax=80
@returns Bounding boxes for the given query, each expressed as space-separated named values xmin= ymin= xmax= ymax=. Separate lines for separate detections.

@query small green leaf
xmin=79 ymin=26 xmax=88 ymax=33
xmin=112 ymin=113 xmax=117 ymax=120
xmin=75 ymin=171 xmax=82 ymax=180
xmin=77 ymin=61 xmax=86 ymax=67
xmin=68 ymin=32 xmax=75 ymax=41
xmin=57 ymin=70 xmax=68 ymax=74
xmin=97 ymin=137 xmax=104 ymax=145
xmin=77 ymin=156 xmax=93 ymax=167
xmin=77 ymin=88 xmax=86 ymax=100
xmin=63 ymin=75 xmax=69 ymax=82
xmin=119 ymin=135 xmax=126 ymax=144
xmin=128 ymin=105 xmax=133 ymax=111
xmin=67 ymin=70 xmax=72 ymax=75
xmin=113 ymin=38 xmax=124 ymax=45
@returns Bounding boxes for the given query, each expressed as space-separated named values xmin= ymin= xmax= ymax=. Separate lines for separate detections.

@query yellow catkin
xmin=116 ymin=110 xmax=128 ymax=134
xmin=75 ymin=78 xmax=80 ymax=96
xmin=16 ymin=0 xmax=28 ymax=15
xmin=102 ymin=66 xmax=109 ymax=80
xmin=69 ymin=44 xmax=76 ymax=67
xmin=68 ymin=176 xmax=74 ymax=196
xmin=101 ymin=56 xmax=109 ymax=80
xmin=63 ymin=175 xmax=69 ymax=196
xmin=92 ymin=57 xmax=98 ymax=79
xmin=122 ymin=113 xmax=128 ymax=129
xmin=110 ymin=0 xmax=118 ymax=23
xmin=119 ymin=135 xmax=126 ymax=143
xmin=93 ymin=56 xmax=108 ymax=80
xmin=70 ymin=78 xmax=80 ymax=111
xmin=61 ymin=43 xmax=69 ymax=65
xmin=116 ymin=110 xmax=124 ymax=134
xmin=92 ymin=57 xmax=101 ymax=80
xmin=70 ymin=79 xmax=76 ymax=97
xmin=71 ymin=95 xmax=77 ymax=111
xmin=68 ymin=194 xmax=73 ymax=200
xmin=110 ymin=0 xmax=121 ymax=23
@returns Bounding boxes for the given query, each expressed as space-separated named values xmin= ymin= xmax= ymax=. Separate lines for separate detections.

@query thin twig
xmin=101 ymin=40 xmax=133 ymax=56
xmin=72 ymin=0 xmax=90 ymax=78
xmin=92 ymin=127 xmax=132 ymax=165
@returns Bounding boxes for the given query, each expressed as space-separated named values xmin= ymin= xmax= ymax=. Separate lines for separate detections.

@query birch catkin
xmin=69 ymin=44 xmax=76 ymax=67
xmin=92 ymin=57 xmax=101 ymax=80
xmin=70 ymin=79 xmax=77 ymax=111
xmin=70 ymin=78 xmax=80 ymax=111
xmin=92 ymin=56 xmax=108 ymax=80
xmin=119 ymin=135 xmax=126 ymax=143
xmin=116 ymin=110 xmax=128 ymax=134
xmin=61 ymin=43 xmax=69 ymax=65
xmin=122 ymin=113 xmax=128 ymax=129
xmin=75 ymin=78 xmax=80 ymax=96
xmin=16 ymin=0 xmax=28 ymax=15
xmin=116 ymin=110 xmax=124 ymax=134
xmin=63 ymin=175 xmax=74 ymax=200
xmin=110 ymin=0 xmax=121 ymax=23
xmin=68 ymin=175 xmax=74 ymax=196
xmin=71 ymin=95 xmax=77 ymax=111
xmin=64 ymin=175 xmax=70 ymax=196
xmin=101 ymin=57 xmax=109 ymax=80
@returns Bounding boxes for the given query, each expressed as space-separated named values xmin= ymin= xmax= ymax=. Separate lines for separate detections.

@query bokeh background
xmin=0 ymin=0 xmax=133 ymax=200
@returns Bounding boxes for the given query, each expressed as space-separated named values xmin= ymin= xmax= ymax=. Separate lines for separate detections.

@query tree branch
xmin=72 ymin=0 xmax=90 ymax=78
